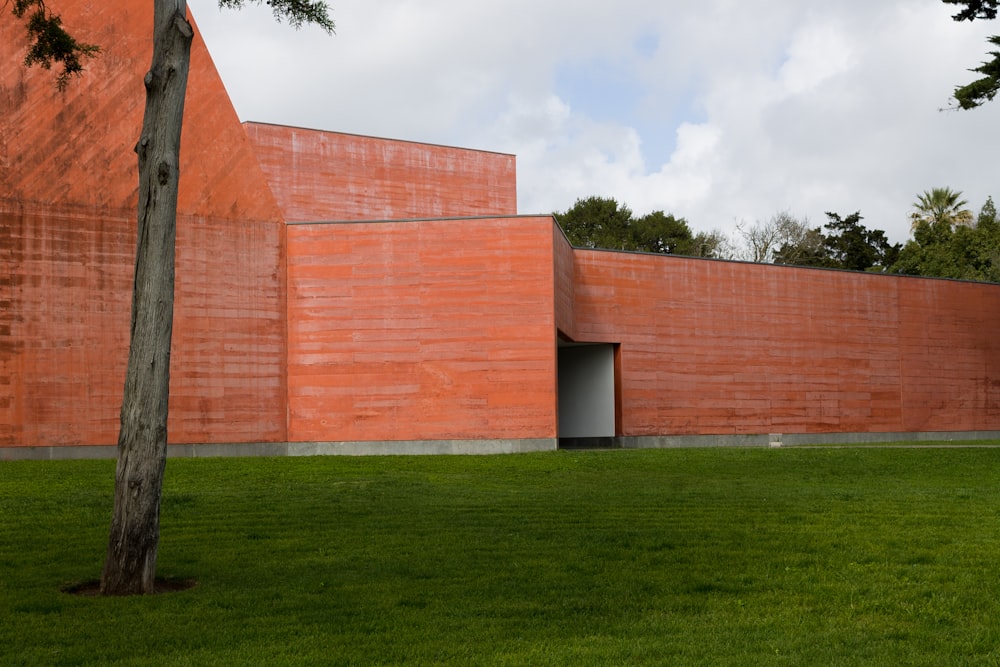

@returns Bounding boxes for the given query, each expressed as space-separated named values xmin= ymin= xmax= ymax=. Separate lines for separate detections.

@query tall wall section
xmin=568 ymin=247 xmax=1000 ymax=437
xmin=1 ymin=0 xmax=289 ymax=451
xmin=244 ymin=123 xmax=518 ymax=222
xmin=285 ymin=216 xmax=558 ymax=451
xmin=553 ymin=225 xmax=578 ymax=339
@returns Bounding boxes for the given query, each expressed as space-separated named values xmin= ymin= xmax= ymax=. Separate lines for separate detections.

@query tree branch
xmin=216 ymin=0 xmax=335 ymax=33
xmin=9 ymin=0 xmax=99 ymax=89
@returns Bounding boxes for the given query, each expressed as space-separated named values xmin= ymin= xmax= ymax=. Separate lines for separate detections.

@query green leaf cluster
xmin=892 ymin=197 xmax=1000 ymax=281
xmin=10 ymin=0 xmax=99 ymax=90
xmin=10 ymin=0 xmax=335 ymax=90
xmin=218 ymin=0 xmax=335 ymax=33
xmin=553 ymin=196 xmax=720 ymax=257
xmin=943 ymin=0 xmax=998 ymax=21
xmin=823 ymin=212 xmax=900 ymax=272
xmin=943 ymin=0 xmax=1000 ymax=108
xmin=773 ymin=212 xmax=900 ymax=273
xmin=762 ymin=189 xmax=999 ymax=282
xmin=556 ymin=190 xmax=1000 ymax=283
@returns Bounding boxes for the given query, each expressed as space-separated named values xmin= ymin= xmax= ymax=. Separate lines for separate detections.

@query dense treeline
xmin=553 ymin=188 xmax=1000 ymax=283
xmin=894 ymin=191 xmax=1000 ymax=282
xmin=552 ymin=196 xmax=723 ymax=257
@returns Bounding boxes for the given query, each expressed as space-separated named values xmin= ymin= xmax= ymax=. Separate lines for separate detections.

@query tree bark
xmin=101 ymin=0 xmax=192 ymax=596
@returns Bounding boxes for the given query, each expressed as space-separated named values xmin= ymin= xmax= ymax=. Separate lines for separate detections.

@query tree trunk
xmin=101 ymin=0 xmax=192 ymax=596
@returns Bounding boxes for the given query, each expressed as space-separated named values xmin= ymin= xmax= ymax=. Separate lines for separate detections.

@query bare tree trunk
xmin=101 ymin=0 xmax=192 ymax=596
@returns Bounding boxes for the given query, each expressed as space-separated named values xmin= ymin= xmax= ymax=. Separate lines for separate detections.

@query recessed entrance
xmin=557 ymin=341 xmax=619 ymax=449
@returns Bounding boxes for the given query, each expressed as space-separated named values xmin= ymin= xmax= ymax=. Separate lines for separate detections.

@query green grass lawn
xmin=3 ymin=446 xmax=1000 ymax=666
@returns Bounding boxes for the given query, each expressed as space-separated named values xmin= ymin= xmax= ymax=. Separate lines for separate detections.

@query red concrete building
xmin=3 ymin=0 xmax=999 ymax=459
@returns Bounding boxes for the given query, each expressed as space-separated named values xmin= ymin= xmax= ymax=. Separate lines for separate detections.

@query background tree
xmin=732 ymin=211 xmax=816 ymax=264
xmin=12 ymin=0 xmax=334 ymax=596
xmin=974 ymin=197 xmax=1000 ymax=277
xmin=732 ymin=217 xmax=782 ymax=263
xmin=772 ymin=225 xmax=832 ymax=268
xmin=688 ymin=229 xmax=731 ymax=259
xmin=822 ymin=211 xmax=900 ymax=272
xmin=892 ymin=195 xmax=1000 ymax=281
xmin=942 ymin=0 xmax=1000 ymax=108
xmin=728 ymin=210 xmax=898 ymax=271
xmin=910 ymin=187 xmax=974 ymax=229
xmin=554 ymin=196 xmax=636 ymax=250
xmin=554 ymin=196 xmax=705 ymax=256
xmin=632 ymin=210 xmax=699 ymax=255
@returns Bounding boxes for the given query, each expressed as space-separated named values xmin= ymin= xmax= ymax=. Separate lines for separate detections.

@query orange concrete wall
xmin=168 ymin=212 xmax=288 ymax=445
xmin=898 ymin=280 xmax=1000 ymax=431
xmin=286 ymin=216 xmax=557 ymax=443
xmin=4 ymin=0 xmax=999 ymax=450
xmin=553 ymin=226 xmax=578 ymax=339
xmin=0 ymin=202 xmax=288 ymax=447
xmin=568 ymin=248 xmax=1000 ymax=436
xmin=0 ymin=204 xmax=132 ymax=446
xmin=244 ymin=123 xmax=518 ymax=222
xmin=1 ymin=0 xmax=289 ymax=448
xmin=0 ymin=0 xmax=283 ymax=222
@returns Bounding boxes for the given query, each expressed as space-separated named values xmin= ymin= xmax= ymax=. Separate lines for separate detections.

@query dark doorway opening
xmin=557 ymin=340 xmax=619 ymax=449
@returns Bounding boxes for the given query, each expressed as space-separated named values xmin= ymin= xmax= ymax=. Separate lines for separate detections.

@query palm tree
xmin=910 ymin=187 xmax=974 ymax=230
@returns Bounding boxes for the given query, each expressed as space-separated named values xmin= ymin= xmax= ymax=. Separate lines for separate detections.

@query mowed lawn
xmin=2 ymin=446 xmax=1000 ymax=666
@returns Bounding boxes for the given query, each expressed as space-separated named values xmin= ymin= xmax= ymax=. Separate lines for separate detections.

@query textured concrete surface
xmin=3 ymin=0 xmax=1000 ymax=454
xmin=287 ymin=439 xmax=557 ymax=456
xmin=0 ymin=205 xmax=288 ymax=448
xmin=619 ymin=431 xmax=1000 ymax=449
xmin=7 ymin=432 xmax=1000 ymax=460
xmin=245 ymin=123 xmax=516 ymax=222
xmin=285 ymin=216 xmax=559 ymax=443
xmin=0 ymin=439 xmax=557 ymax=460
xmin=566 ymin=247 xmax=1000 ymax=437
xmin=0 ymin=0 xmax=282 ymax=220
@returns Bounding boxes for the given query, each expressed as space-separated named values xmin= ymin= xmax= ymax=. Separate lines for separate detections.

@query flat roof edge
xmin=286 ymin=213 xmax=554 ymax=226
xmin=241 ymin=120 xmax=517 ymax=158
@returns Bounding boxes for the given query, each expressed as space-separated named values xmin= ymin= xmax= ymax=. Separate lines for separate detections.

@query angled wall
xmin=0 ymin=1 xmax=283 ymax=219
xmin=244 ymin=123 xmax=517 ymax=222
xmin=0 ymin=0 xmax=288 ymax=448
xmin=553 ymin=226 xmax=578 ymax=339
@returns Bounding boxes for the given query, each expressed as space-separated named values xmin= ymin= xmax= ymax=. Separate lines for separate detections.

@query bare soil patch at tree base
xmin=62 ymin=578 xmax=197 ymax=596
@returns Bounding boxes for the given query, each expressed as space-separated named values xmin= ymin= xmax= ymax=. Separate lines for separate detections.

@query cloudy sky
xmin=188 ymin=0 xmax=1000 ymax=244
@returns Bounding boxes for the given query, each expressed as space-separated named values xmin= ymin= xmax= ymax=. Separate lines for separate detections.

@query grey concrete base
xmin=778 ymin=430 xmax=1000 ymax=447
xmin=617 ymin=434 xmax=771 ymax=449
xmin=618 ymin=430 xmax=1000 ymax=449
xmin=5 ymin=431 xmax=1000 ymax=461
xmin=559 ymin=437 xmax=619 ymax=450
xmin=0 ymin=445 xmax=119 ymax=461
xmin=168 ymin=442 xmax=292 ymax=458
xmin=0 ymin=438 xmax=558 ymax=461
xmin=288 ymin=438 xmax=557 ymax=456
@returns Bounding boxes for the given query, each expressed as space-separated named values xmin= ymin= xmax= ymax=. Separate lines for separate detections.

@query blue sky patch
xmin=554 ymin=55 xmax=701 ymax=169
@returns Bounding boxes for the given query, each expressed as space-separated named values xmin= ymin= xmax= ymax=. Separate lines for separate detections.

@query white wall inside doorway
xmin=557 ymin=344 xmax=616 ymax=438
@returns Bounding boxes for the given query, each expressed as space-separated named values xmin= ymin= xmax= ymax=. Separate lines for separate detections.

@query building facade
xmin=3 ymin=0 xmax=999 ymax=459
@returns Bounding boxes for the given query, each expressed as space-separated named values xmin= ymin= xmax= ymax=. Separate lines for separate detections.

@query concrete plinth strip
xmin=3 ymin=432 xmax=1000 ymax=461
xmin=0 ymin=439 xmax=559 ymax=461
xmin=617 ymin=430 xmax=1000 ymax=449
xmin=287 ymin=439 xmax=558 ymax=456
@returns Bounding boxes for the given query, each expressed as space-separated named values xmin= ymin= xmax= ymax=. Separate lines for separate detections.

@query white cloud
xmin=189 ymin=0 xmax=1000 ymax=244
xmin=779 ymin=23 xmax=859 ymax=95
